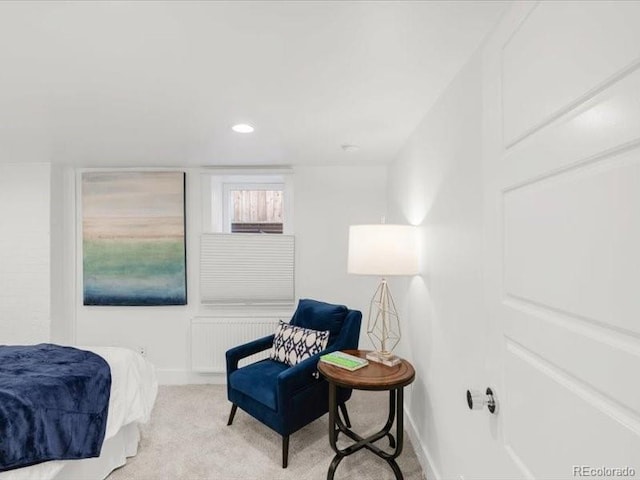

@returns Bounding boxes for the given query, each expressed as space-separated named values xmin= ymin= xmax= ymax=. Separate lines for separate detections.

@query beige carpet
xmin=107 ymin=385 xmax=425 ymax=480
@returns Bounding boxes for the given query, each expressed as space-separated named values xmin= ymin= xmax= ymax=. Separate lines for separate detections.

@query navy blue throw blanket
xmin=0 ymin=344 xmax=111 ymax=472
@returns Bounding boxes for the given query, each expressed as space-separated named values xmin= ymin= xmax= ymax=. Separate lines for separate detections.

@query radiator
xmin=191 ymin=317 xmax=280 ymax=373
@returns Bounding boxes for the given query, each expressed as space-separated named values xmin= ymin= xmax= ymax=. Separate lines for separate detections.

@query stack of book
xmin=320 ymin=351 xmax=369 ymax=371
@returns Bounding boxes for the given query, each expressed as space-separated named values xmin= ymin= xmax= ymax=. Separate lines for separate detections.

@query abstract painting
xmin=82 ymin=171 xmax=187 ymax=306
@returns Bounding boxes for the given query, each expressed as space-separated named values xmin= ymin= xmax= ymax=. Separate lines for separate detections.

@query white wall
xmin=0 ymin=163 xmax=52 ymax=344
xmin=57 ymin=165 xmax=385 ymax=382
xmin=387 ymin=52 xmax=492 ymax=479
xmin=294 ymin=165 xmax=387 ymax=348
xmin=50 ymin=164 xmax=76 ymax=343
xmin=72 ymin=169 xmax=200 ymax=383
xmin=294 ymin=166 xmax=387 ymax=307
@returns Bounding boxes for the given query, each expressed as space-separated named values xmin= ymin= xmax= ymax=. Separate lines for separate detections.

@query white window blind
xmin=200 ymin=233 xmax=295 ymax=305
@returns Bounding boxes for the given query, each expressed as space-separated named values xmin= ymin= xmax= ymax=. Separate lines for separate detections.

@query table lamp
xmin=348 ymin=224 xmax=418 ymax=366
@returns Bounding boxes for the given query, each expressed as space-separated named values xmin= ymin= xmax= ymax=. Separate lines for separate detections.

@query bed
xmin=0 ymin=345 xmax=158 ymax=480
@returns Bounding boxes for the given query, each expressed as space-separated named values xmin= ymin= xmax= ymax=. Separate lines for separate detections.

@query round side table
xmin=317 ymin=349 xmax=415 ymax=480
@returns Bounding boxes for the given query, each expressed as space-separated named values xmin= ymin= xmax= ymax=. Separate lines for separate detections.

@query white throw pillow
xmin=269 ymin=320 xmax=330 ymax=366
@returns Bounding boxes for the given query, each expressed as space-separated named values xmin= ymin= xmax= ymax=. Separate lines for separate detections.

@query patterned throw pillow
xmin=269 ymin=320 xmax=330 ymax=367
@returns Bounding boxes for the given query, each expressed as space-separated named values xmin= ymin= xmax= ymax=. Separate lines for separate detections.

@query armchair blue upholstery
xmin=226 ymin=299 xmax=362 ymax=468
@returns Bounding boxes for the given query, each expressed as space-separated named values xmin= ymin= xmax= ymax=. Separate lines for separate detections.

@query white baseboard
xmin=404 ymin=405 xmax=441 ymax=480
xmin=156 ymin=369 xmax=226 ymax=385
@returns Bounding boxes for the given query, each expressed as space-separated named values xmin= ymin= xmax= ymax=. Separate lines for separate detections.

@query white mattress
xmin=0 ymin=346 xmax=158 ymax=480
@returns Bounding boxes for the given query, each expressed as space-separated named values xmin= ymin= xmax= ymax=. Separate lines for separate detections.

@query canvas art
xmin=82 ymin=171 xmax=187 ymax=306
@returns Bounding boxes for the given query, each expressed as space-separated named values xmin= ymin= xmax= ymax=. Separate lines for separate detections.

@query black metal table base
xmin=327 ymin=383 xmax=405 ymax=480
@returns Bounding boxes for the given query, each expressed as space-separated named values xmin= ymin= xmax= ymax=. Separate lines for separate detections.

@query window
xmin=204 ymin=171 xmax=293 ymax=235
xmin=224 ymin=184 xmax=284 ymax=234
xmin=200 ymin=170 xmax=295 ymax=305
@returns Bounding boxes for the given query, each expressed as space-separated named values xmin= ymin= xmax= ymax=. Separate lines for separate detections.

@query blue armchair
xmin=226 ymin=299 xmax=362 ymax=468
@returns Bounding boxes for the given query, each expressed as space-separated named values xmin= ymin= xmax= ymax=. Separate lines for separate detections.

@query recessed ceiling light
xmin=232 ymin=123 xmax=254 ymax=133
xmin=341 ymin=144 xmax=360 ymax=152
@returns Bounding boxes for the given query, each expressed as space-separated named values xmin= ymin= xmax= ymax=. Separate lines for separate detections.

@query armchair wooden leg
xmin=227 ymin=404 xmax=238 ymax=426
xmin=338 ymin=402 xmax=351 ymax=428
xmin=282 ymin=435 xmax=289 ymax=468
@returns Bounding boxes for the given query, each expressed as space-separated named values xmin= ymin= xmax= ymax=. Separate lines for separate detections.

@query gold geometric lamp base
xmin=365 ymin=278 xmax=402 ymax=367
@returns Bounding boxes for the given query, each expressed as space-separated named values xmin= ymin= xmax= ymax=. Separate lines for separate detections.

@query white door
xmin=482 ymin=1 xmax=640 ymax=478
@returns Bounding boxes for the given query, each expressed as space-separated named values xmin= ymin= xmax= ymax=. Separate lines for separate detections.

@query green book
xmin=320 ymin=351 xmax=369 ymax=371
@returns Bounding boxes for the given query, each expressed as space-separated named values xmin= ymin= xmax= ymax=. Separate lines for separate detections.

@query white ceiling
xmin=0 ymin=1 xmax=507 ymax=167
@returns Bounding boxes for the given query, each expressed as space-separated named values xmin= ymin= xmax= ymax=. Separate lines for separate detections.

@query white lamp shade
xmin=348 ymin=224 xmax=419 ymax=276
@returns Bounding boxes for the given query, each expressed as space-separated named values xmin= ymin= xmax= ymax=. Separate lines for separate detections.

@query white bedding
xmin=0 ymin=346 xmax=158 ymax=480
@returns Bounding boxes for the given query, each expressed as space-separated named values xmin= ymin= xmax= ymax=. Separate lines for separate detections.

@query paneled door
xmin=482 ymin=2 xmax=640 ymax=478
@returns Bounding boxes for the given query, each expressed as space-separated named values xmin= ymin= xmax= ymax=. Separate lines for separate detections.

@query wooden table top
xmin=317 ymin=349 xmax=415 ymax=391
